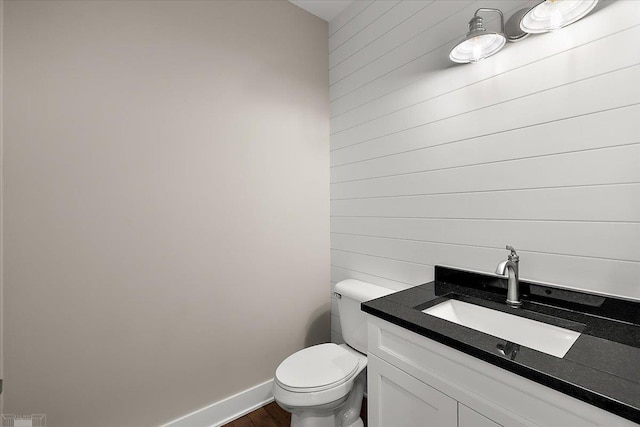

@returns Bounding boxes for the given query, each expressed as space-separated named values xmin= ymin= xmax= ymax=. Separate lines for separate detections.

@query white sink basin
xmin=422 ymin=299 xmax=581 ymax=358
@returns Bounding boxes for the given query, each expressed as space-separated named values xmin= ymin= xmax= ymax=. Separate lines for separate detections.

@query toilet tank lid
xmin=335 ymin=279 xmax=396 ymax=302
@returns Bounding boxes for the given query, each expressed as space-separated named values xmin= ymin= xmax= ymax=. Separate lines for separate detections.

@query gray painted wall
xmin=329 ymin=0 xmax=640 ymax=343
xmin=2 ymin=1 xmax=329 ymax=425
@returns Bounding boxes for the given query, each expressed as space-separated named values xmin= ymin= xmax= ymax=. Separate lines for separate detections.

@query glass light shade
xmin=520 ymin=0 xmax=599 ymax=33
xmin=449 ymin=32 xmax=506 ymax=63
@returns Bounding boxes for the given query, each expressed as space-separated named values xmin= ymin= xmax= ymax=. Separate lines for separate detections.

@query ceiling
xmin=289 ymin=0 xmax=354 ymax=22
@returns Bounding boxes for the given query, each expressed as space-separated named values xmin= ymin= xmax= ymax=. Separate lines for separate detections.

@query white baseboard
xmin=162 ymin=379 xmax=274 ymax=427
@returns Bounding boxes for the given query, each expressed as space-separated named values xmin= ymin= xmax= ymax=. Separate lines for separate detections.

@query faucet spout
xmin=495 ymin=260 xmax=509 ymax=275
xmin=496 ymin=245 xmax=521 ymax=307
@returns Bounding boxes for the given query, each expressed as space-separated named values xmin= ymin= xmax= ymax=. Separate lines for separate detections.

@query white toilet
xmin=273 ymin=279 xmax=394 ymax=427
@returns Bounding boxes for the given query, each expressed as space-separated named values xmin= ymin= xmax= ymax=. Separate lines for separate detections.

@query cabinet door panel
xmin=459 ymin=403 xmax=501 ymax=427
xmin=368 ymin=354 xmax=457 ymax=427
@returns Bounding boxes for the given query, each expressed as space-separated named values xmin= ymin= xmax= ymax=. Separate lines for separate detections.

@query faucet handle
xmin=506 ymin=245 xmax=519 ymax=260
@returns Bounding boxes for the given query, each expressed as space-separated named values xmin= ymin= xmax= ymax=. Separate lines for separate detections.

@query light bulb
xmin=472 ymin=37 xmax=483 ymax=62
xmin=548 ymin=4 xmax=563 ymax=30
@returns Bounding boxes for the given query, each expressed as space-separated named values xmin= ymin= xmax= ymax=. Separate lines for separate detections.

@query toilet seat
xmin=273 ymin=344 xmax=367 ymax=409
xmin=275 ymin=343 xmax=359 ymax=393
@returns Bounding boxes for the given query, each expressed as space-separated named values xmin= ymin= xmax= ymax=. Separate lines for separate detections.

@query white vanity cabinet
xmin=366 ymin=315 xmax=638 ymax=427
xmin=368 ymin=354 xmax=457 ymax=427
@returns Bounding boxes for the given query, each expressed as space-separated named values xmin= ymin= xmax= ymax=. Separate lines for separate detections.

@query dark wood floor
xmin=224 ymin=399 xmax=367 ymax=427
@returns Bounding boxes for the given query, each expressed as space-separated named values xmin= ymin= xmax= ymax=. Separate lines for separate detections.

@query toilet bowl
xmin=273 ymin=280 xmax=395 ymax=427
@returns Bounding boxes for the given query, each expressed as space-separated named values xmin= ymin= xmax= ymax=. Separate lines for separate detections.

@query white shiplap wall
xmin=329 ymin=0 xmax=640 ymax=343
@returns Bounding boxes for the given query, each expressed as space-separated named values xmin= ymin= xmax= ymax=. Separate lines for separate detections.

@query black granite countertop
xmin=362 ymin=266 xmax=640 ymax=424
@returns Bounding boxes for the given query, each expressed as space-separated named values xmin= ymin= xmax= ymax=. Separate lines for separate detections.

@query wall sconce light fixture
xmin=449 ymin=9 xmax=506 ymax=63
xmin=520 ymin=0 xmax=600 ymax=33
xmin=450 ymin=0 xmax=599 ymax=64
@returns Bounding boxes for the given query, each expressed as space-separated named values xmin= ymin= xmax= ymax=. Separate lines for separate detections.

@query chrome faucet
xmin=495 ymin=245 xmax=521 ymax=307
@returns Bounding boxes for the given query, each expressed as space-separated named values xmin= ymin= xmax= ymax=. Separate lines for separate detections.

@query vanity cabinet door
xmin=459 ymin=403 xmax=501 ymax=427
xmin=368 ymin=354 xmax=457 ymax=427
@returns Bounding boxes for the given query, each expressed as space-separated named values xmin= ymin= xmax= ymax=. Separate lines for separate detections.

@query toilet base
xmin=289 ymin=414 xmax=364 ymax=427
xmin=341 ymin=418 xmax=364 ymax=427
xmin=282 ymin=370 xmax=366 ymax=427
xmin=290 ymin=412 xmax=338 ymax=427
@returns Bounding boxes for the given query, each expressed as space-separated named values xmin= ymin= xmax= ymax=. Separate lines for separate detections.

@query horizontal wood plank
xmin=331 ymin=145 xmax=640 ymax=198
xmin=331 ymin=184 xmax=640 ymax=222
xmin=331 ymin=64 xmax=640 ymax=151
xmin=332 ymin=105 xmax=640 ymax=181
xmin=329 ymin=0 xmax=374 ymax=37
xmin=330 ymin=1 xmax=432 ymax=69
xmin=329 ymin=0 xmax=400 ymax=53
xmin=332 ymin=249 xmax=434 ymax=285
xmin=331 ymin=219 xmax=640 ymax=261
xmin=331 ymin=265 xmax=413 ymax=290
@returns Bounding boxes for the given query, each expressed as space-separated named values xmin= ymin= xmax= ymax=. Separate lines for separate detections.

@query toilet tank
xmin=335 ymin=279 xmax=395 ymax=353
